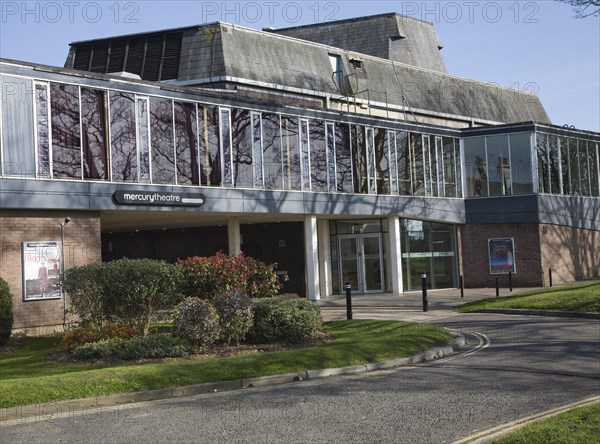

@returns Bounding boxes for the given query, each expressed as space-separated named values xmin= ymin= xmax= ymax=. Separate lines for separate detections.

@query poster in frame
xmin=488 ymin=238 xmax=516 ymax=275
xmin=22 ymin=241 xmax=61 ymax=300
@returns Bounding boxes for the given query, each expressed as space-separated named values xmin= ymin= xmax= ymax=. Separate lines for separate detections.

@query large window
xmin=136 ymin=96 xmax=151 ymax=183
xmin=509 ymin=133 xmax=534 ymax=194
xmin=51 ymin=83 xmax=81 ymax=179
xmin=1 ymin=76 xmax=36 ymax=178
xmin=487 ymin=135 xmax=511 ymax=196
xmin=34 ymin=82 xmax=51 ymax=177
xmin=262 ymin=113 xmax=282 ymax=190
xmin=463 ymin=137 xmax=488 ymax=197
xmin=231 ymin=109 xmax=253 ymax=188
xmin=352 ymin=125 xmax=368 ymax=194
xmin=310 ymin=120 xmax=327 ymax=192
xmin=374 ymin=128 xmax=389 ymax=194
xmin=401 ymin=220 xmax=456 ymax=291
xmin=81 ymin=88 xmax=109 ymax=180
xmin=281 ymin=116 xmax=301 ymax=190
xmin=150 ymin=98 xmax=175 ymax=184
xmin=396 ymin=131 xmax=411 ymax=195
xmin=174 ymin=101 xmax=199 ymax=186
xmin=110 ymin=92 xmax=137 ymax=182
xmin=335 ymin=123 xmax=353 ymax=193
xmin=198 ymin=105 xmax=220 ymax=186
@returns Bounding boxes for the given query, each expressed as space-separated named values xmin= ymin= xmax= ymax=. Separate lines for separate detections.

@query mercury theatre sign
xmin=113 ymin=191 xmax=205 ymax=207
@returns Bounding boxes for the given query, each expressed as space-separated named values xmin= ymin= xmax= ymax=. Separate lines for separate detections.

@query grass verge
xmin=0 ymin=320 xmax=452 ymax=408
xmin=455 ymin=281 xmax=600 ymax=313
xmin=494 ymin=402 xmax=600 ymax=444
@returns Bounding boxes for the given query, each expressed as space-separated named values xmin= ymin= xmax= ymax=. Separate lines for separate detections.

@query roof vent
xmin=350 ymin=58 xmax=364 ymax=69
xmin=108 ymin=71 xmax=142 ymax=80
xmin=262 ymin=26 xmax=276 ymax=32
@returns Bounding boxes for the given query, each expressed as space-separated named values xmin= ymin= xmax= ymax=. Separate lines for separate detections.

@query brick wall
xmin=0 ymin=210 xmax=101 ymax=333
xmin=540 ymin=224 xmax=600 ymax=285
xmin=461 ymin=223 xmax=543 ymax=288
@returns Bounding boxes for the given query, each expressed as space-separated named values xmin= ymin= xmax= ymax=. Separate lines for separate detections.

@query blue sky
xmin=1 ymin=1 xmax=598 ymax=132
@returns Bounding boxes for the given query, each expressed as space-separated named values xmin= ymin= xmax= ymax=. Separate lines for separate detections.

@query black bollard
xmin=459 ymin=275 xmax=464 ymax=299
xmin=508 ymin=271 xmax=512 ymax=292
xmin=549 ymin=268 xmax=553 ymax=287
xmin=345 ymin=282 xmax=353 ymax=320
xmin=421 ymin=273 xmax=428 ymax=312
xmin=496 ymin=278 xmax=499 ymax=298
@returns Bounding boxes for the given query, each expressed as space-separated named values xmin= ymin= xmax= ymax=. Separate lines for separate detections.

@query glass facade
xmin=536 ymin=132 xmax=600 ymax=197
xmin=0 ymin=76 xmax=462 ymax=199
xmin=401 ymin=220 xmax=457 ymax=291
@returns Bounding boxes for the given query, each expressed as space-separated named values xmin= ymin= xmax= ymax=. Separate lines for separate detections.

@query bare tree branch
xmin=556 ymin=0 xmax=600 ymax=18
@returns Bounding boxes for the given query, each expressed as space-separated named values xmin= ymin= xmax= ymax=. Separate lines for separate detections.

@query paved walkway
xmin=317 ymin=286 xmax=545 ymax=322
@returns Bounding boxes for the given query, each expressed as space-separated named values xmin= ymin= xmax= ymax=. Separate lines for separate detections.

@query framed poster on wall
xmin=22 ymin=241 xmax=61 ymax=300
xmin=488 ymin=238 xmax=516 ymax=275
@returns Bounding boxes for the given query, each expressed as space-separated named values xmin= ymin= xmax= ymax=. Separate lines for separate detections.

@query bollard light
xmin=421 ymin=273 xmax=428 ymax=312
xmin=344 ymin=282 xmax=353 ymax=320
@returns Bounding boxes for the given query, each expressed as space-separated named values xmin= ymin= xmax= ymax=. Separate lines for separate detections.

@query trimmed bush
xmin=212 ymin=290 xmax=253 ymax=345
xmin=0 ymin=277 xmax=14 ymax=346
xmin=71 ymin=336 xmax=190 ymax=360
xmin=62 ymin=259 xmax=184 ymax=336
xmin=62 ymin=324 xmax=138 ymax=351
xmin=173 ymin=297 xmax=220 ymax=349
xmin=61 ymin=263 xmax=106 ymax=329
xmin=249 ymin=297 xmax=322 ymax=344
xmin=177 ymin=252 xmax=280 ymax=300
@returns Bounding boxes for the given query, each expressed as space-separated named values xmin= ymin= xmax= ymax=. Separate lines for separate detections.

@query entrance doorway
xmin=338 ymin=234 xmax=384 ymax=293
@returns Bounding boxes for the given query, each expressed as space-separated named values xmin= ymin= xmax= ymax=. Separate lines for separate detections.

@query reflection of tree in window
xmin=81 ymin=88 xmax=108 ymax=180
xmin=282 ymin=116 xmax=301 ymax=190
xmin=198 ymin=106 xmax=220 ymax=186
xmin=309 ymin=120 xmax=327 ymax=192
xmin=110 ymin=92 xmax=137 ymax=182
xmin=336 ymin=123 xmax=353 ymax=193
xmin=326 ymin=123 xmax=336 ymax=191
xmin=150 ymin=98 xmax=175 ymax=184
xmin=174 ymin=101 xmax=198 ymax=185
xmin=375 ymin=128 xmax=389 ymax=194
xmin=137 ymin=98 xmax=151 ymax=182
xmin=35 ymin=83 xmax=51 ymax=177
xmin=262 ymin=113 xmax=282 ymax=190
xmin=548 ymin=135 xmax=562 ymax=194
xmin=410 ymin=133 xmax=424 ymax=196
xmin=352 ymin=125 xmax=368 ymax=194
xmin=442 ymin=137 xmax=455 ymax=197
xmin=251 ymin=112 xmax=263 ymax=188
xmin=396 ymin=131 xmax=411 ymax=195
xmin=51 ymin=83 xmax=81 ymax=178
xmin=231 ymin=109 xmax=253 ymax=188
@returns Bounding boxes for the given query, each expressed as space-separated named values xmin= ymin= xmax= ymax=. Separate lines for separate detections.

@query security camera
xmin=64 ymin=217 xmax=71 ymax=224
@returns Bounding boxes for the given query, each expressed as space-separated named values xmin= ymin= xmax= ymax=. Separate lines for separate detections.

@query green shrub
xmin=61 ymin=263 xmax=106 ymax=329
xmin=172 ymin=297 xmax=220 ymax=349
xmin=101 ymin=259 xmax=183 ymax=336
xmin=62 ymin=259 xmax=183 ymax=336
xmin=212 ymin=290 xmax=253 ymax=345
xmin=249 ymin=297 xmax=322 ymax=344
xmin=71 ymin=336 xmax=190 ymax=360
xmin=0 ymin=277 xmax=14 ymax=346
xmin=62 ymin=324 xmax=138 ymax=351
xmin=177 ymin=252 xmax=281 ymax=300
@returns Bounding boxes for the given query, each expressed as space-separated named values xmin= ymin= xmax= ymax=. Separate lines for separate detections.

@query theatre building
xmin=1 ymin=14 xmax=598 ymax=334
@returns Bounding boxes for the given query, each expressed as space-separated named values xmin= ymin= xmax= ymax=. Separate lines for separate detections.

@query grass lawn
xmin=455 ymin=281 xmax=600 ymax=313
xmin=0 ymin=320 xmax=452 ymax=408
xmin=495 ymin=402 xmax=600 ymax=444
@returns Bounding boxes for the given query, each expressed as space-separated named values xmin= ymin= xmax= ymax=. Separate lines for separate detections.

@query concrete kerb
xmin=0 ymin=334 xmax=466 ymax=424
xmin=472 ymin=309 xmax=600 ymax=320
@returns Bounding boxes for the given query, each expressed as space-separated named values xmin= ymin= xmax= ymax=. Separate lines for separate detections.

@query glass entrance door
xmin=339 ymin=235 xmax=384 ymax=293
